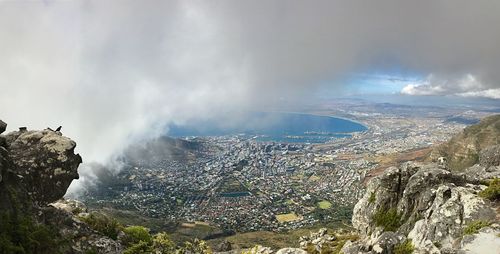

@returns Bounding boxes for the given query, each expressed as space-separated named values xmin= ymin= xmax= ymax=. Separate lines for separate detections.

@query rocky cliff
xmin=429 ymin=114 xmax=500 ymax=171
xmin=342 ymin=161 xmax=500 ymax=254
xmin=0 ymin=121 xmax=122 ymax=253
xmin=340 ymin=116 xmax=500 ymax=254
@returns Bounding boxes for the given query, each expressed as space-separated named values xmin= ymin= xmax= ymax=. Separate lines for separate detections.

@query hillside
xmin=430 ymin=114 xmax=500 ymax=171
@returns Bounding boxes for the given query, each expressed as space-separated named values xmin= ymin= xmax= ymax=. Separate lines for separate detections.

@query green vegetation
xmin=79 ymin=212 xmax=123 ymax=240
xmin=123 ymin=241 xmax=152 ymax=254
xmin=152 ymin=232 xmax=176 ymax=253
xmin=479 ymin=178 xmax=500 ymax=201
xmin=372 ymin=208 xmax=402 ymax=232
xmin=119 ymin=225 xmax=211 ymax=254
xmin=178 ymin=239 xmax=213 ymax=254
xmin=393 ymin=239 xmax=414 ymax=254
xmin=463 ymin=220 xmax=491 ymax=235
xmin=317 ymin=200 xmax=332 ymax=209
xmin=0 ymin=212 xmax=61 ymax=254
xmin=368 ymin=192 xmax=376 ymax=204
xmin=122 ymin=226 xmax=152 ymax=246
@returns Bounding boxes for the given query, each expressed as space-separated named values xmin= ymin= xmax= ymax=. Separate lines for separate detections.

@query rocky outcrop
xmin=4 ymin=128 xmax=82 ymax=204
xmin=299 ymin=228 xmax=336 ymax=252
xmin=0 ymin=120 xmax=121 ymax=253
xmin=479 ymin=145 xmax=500 ymax=168
xmin=347 ymin=161 xmax=499 ymax=254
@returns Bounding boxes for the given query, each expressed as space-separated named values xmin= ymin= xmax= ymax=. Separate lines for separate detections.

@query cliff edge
xmin=0 ymin=121 xmax=122 ymax=253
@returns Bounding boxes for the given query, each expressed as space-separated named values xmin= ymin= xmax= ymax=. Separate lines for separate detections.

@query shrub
xmin=393 ymin=239 xmax=414 ymax=254
xmin=178 ymin=239 xmax=212 ymax=254
xmin=122 ymin=226 xmax=152 ymax=247
xmin=123 ymin=240 xmax=153 ymax=254
xmin=463 ymin=220 xmax=491 ymax=235
xmin=79 ymin=212 xmax=123 ymax=240
xmin=372 ymin=208 xmax=402 ymax=232
xmin=152 ymin=232 xmax=175 ymax=253
xmin=479 ymin=178 xmax=500 ymax=201
xmin=0 ymin=212 xmax=61 ymax=254
xmin=368 ymin=192 xmax=376 ymax=204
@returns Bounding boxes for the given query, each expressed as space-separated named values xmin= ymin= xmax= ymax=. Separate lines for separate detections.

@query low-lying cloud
xmin=0 ymin=0 xmax=499 ymax=194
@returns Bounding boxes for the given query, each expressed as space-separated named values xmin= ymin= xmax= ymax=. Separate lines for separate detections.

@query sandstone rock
xmin=372 ymin=232 xmax=405 ymax=254
xmin=5 ymin=129 xmax=82 ymax=204
xmin=460 ymin=226 xmax=500 ymax=254
xmin=340 ymin=240 xmax=362 ymax=254
xmin=462 ymin=164 xmax=500 ymax=182
xmin=51 ymin=198 xmax=88 ymax=215
xmin=351 ymin=161 xmax=497 ymax=254
xmin=41 ymin=205 xmax=123 ymax=253
xmin=299 ymin=228 xmax=336 ymax=252
xmin=275 ymin=248 xmax=307 ymax=254
xmin=0 ymin=123 xmax=123 ymax=253
xmin=243 ymin=245 xmax=273 ymax=254
xmin=479 ymin=145 xmax=500 ymax=168
xmin=215 ymin=240 xmax=233 ymax=252
xmin=0 ymin=119 xmax=6 ymax=134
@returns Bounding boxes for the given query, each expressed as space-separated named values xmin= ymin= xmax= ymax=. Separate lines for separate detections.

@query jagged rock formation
xmin=0 ymin=120 xmax=122 ymax=253
xmin=299 ymin=228 xmax=336 ymax=252
xmin=345 ymin=161 xmax=500 ymax=254
xmin=4 ymin=128 xmax=82 ymax=204
xmin=430 ymin=114 xmax=500 ymax=171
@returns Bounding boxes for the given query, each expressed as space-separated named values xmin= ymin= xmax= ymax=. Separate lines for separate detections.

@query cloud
xmin=401 ymin=74 xmax=500 ymax=99
xmin=0 ymin=0 xmax=499 ymax=193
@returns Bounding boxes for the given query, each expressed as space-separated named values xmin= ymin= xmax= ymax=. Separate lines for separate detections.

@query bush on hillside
xmin=79 ymin=212 xmax=123 ymax=240
xmin=372 ymin=208 xmax=402 ymax=232
xmin=479 ymin=178 xmax=500 ymax=201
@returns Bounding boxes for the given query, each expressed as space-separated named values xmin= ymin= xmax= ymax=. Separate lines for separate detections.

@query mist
xmin=0 ymin=0 xmax=499 ymax=194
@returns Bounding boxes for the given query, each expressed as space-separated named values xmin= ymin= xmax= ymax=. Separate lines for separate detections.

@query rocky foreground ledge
xmin=0 ymin=120 xmax=122 ymax=253
xmin=344 ymin=161 xmax=500 ymax=254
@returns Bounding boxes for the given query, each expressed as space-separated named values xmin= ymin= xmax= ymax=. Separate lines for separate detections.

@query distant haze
xmin=0 ymin=0 xmax=499 ymax=194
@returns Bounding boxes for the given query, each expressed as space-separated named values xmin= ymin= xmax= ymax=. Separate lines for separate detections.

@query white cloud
xmin=401 ymin=74 xmax=499 ymax=99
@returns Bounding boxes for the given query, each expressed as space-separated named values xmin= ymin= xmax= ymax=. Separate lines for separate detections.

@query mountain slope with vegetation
xmin=429 ymin=114 xmax=500 ymax=171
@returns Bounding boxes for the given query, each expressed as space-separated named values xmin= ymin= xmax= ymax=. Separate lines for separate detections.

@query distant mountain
xmin=123 ymin=136 xmax=206 ymax=166
xmin=430 ymin=114 xmax=500 ymax=171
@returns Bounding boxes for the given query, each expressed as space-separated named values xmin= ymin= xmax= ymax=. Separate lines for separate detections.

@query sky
xmin=0 ymin=0 xmax=499 ymax=193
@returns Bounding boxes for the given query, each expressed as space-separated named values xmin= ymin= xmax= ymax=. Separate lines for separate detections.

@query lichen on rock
xmin=4 ymin=128 xmax=82 ymax=204
xmin=348 ymin=161 xmax=499 ymax=254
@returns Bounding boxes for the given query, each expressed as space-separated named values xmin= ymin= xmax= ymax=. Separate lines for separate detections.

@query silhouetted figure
xmin=55 ymin=126 xmax=62 ymax=132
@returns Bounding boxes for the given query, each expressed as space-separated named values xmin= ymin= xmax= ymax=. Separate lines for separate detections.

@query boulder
xmin=299 ymin=228 xmax=336 ymax=252
xmin=351 ymin=162 xmax=496 ymax=254
xmin=462 ymin=164 xmax=500 ymax=182
xmin=0 ymin=119 xmax=6 ymax=134
xmin=41 ymin=205 xmax=123 ymax=253
xmin=371 ymin=232 xmax=405 ymax=254
xmin=460 ymin=226 xmax=500 ymax=254
xmin=51 ymin=198 xmax=88 ymax=215
xmin=275 ymin=248 xmax=308 ymax=254
xmin=5 ymin=129 xmax=82 ymax=204
xmin=479 ymin=145 xmax=500 ymax=168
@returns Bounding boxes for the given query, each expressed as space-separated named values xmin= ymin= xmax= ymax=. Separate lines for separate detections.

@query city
xmin=81 ymin=102 xmax=475 ymax=234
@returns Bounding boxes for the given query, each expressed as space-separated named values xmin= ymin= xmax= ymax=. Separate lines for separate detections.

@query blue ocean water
xmin=168 ymin=112 xmax=367 ymax=143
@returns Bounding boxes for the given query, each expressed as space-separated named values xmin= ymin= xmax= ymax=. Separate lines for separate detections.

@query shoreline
xmin=263 ymin=110 xmax=369 ymax=131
